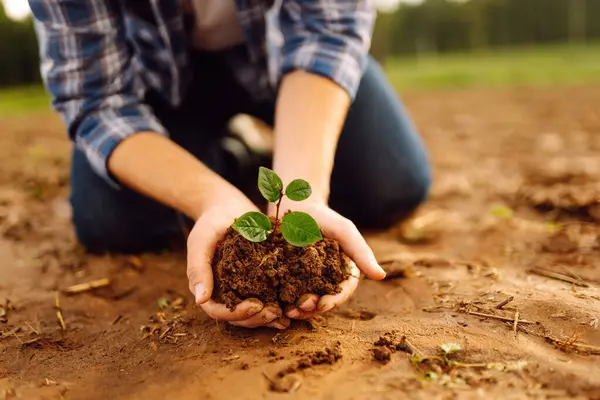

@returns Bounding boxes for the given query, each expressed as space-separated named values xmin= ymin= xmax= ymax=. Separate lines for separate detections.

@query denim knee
xmin=356 ymin=162 xmax=431 ymax=230
xmin=70 ymin=201 xmax=175 ymax=254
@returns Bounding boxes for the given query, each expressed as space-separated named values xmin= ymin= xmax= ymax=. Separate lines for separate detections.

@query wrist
xmin=268 ymin=192 xmax=326 ymax=217
xmin=181 ymin=175 xmax=250 ymax=221
xmin=271 ymin=164 xmax=331 ymax=204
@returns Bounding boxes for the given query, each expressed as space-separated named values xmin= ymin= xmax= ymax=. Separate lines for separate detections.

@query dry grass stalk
xmin=25 ymin=321 xmax=39 ymax=336
xmin=545 ymin=336 xmax=600 ymax=355
xmin=466 ymin=310 xmax=535 ymax=324
xmin=63 ymin=278 xmax=110 ymax=294
xmin=528 ymin=268 xmax=590 ymax=288
xmin=55 ymin=292 xmax=66 ymax=331
xmin=496 ymin=296 xmax=514 ymax=309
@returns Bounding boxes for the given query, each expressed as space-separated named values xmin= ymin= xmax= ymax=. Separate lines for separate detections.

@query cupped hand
xmin=268 ymin=199 xmax=386 ymax=320
xmin=187 ymin=189 xmax=290 ymax=330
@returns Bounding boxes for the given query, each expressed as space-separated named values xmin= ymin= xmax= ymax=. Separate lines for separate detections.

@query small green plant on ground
xmin=231 ymin=167 xmax=323 ymax=247
xmin=410 ymin=342 xmax=527 ymax=387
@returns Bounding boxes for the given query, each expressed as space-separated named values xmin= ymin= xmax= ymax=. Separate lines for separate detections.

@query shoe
xmin=220 ymin=114 xmax=274 ymax=207
xmin=228 ymin=114 xmax=273 ymax=158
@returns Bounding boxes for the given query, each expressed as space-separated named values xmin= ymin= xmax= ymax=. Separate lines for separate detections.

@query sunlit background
xmin=1 ymin=0 xmax=422 ymax=19
xmin=2 ymin=0 xmax=29 ymax=20
xmin=1 ymin=0 xmax=598 ymax=115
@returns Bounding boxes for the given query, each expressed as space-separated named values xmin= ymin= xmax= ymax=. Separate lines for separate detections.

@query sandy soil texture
xmin=1 ymin=86 xmax=599 ymax=400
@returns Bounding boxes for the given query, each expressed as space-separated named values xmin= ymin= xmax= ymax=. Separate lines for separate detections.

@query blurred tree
xmin=465 ymin=0 xmax=489 ymax=51
xmin=375 ymin=0 xmax=599 ymax=57
xmin=2 ymin=0 xmax=600 ymax=89
xmin=569 ymin=0 xmax=586 ymax=44
xmin=0 ymin=2 xmax=41 ymax=88
xmin=371 ymin=11 xmax=395 ymax=63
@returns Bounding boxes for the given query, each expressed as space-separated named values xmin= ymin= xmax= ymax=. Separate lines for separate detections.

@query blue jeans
xmin=70 ymin=50 xmax=431 ymax=253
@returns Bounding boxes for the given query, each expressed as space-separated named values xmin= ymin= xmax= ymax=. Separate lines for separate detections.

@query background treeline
xmin=0 ymin=0 xmax=597 ymax=88
xmin=371 ymin=0 xmax=596 ymax=61
xmin=0 ymin=2 xmax=40 ymax=88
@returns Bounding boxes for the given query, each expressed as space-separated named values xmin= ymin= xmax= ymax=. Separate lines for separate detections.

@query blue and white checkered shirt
xmin=29 ymin=0 xmax=375 ymax=186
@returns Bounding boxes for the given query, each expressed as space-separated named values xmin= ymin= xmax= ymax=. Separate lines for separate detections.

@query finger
xmin=227 ymin=305 xmax=281 ymax=327
xmin=200 ymin=298 xmax=264 ymax=321
xmin=324 ymin=217 xmax=386 ymax=280
xmin=317 ymin=262 xmax=360 ymax=313
xmin=230 ymin=317 xmax=290 ymax=330
xmin=187 ymin=219 xmax=226 ymax=304
xmin=285 ymin=305 xmax=319 ymax=320
xmin=267 ymin=318 xmax=291 ymax=330
xmin=296 ymin=294 xmax=319 ymax=312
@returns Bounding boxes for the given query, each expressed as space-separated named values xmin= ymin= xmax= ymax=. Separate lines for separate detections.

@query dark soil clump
xmin=267 ymin=341 xmax=342 ymax=393
xmin=275 ymin=342 xmax=343 ymax=380
xmin=373 ymin=347 xmax=392 ymax=364
xmin=211 ymin=220 xmax=350 ymax=310
xmin=372 ymin=331 xmax=411 ymax=364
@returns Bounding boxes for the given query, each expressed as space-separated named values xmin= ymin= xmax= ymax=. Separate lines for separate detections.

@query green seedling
xmin=440 ymin=342 xmax=462 ymax=356
xmin=157 ymin=297 xmax=169 ymax=309
xmin=232 ymin=167 xmax=323 ymax=247
xmin=490 ymin=205 xmax=513 ymax=219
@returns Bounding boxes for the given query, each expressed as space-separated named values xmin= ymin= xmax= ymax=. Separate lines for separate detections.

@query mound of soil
xmin=372 ymin=331 xmax=412 ymax=364
xmin=211 ymin=220 xmax=350 ymax=310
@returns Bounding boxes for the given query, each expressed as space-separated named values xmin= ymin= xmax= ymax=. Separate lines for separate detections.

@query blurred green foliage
xmin=0 ymin=0 xmax=598 ymax=95
xmin=0 ymin=2 xmax=41 ymax=88
xmin=384 ymin=42 xmax=600 ymax=91
xmin=371 ymin=0 xmax=597 ymax=63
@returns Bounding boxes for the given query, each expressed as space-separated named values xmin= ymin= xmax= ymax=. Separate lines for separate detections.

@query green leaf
xmin=258 ymin=167 xmax=283 ymax=202
xmin=285 ymin=179 xmax=312 ymax=201
xmin=157 ymin=297 xmax=169 ymax=309
xmin=440 ymin=343 xmax=462 ymax=355
xmin=490 ymin=205 xmax=513 ymax=219
xmin=232 ymin=212 xmax=272 ymax=242
xmin=423 ymin=371 xmax=439 ymax=381
xmin=281 ymin=212 xmax=323 ymax=247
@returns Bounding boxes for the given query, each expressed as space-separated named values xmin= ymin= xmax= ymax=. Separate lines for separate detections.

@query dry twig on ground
xmin=55 ymin=292 xmax=66 ymax=331
xmin=496 ymin=296 xmax=514 ymax=309
xmin=528 ymin=268 xmax=590 ymax=288
xmin=63 ymin=278 xmax=111 ymax=294
xmin=465 ymin=310 xmax=535 ymax=324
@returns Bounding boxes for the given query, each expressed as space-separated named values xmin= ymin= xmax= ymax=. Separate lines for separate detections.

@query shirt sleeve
xmin=29 ymin=0 xmax=168 ymax=188
xmin=278 ymin=0 xmax=375 ymax=100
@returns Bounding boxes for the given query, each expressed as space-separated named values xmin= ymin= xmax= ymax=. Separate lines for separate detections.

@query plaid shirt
xmin=29 ymin=0 xmax=375 ymax=186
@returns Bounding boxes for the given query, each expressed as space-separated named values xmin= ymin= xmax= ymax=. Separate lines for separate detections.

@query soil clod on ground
xmin=373 ymin=347 xmax=392 ymax=364
xmin=274 ymin=342 xmax=342 ymax=382
xmin=372 ymin=331 xmax=412 ymax=364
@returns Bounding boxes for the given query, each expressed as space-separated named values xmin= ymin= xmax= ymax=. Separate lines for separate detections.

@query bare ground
xmin=1 ymin=86 xmax=599 ymax=400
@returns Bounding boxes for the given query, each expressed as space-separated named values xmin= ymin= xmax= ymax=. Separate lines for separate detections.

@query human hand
xmin=187 ymin=188 xmax=290 ymax=330
xmin=268 ymin=198 xmax=386 ymax=320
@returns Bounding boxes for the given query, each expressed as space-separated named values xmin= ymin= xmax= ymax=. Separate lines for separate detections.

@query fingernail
xmin=194 ymin=283 xmax=206 ymax=303
xmin=299 ymin=298 xmax=315 ymax=312
xmin=264 ymin=310 xmax=278 ymax=322
xmin=248 ymin=304 xmax=263 ymax=317
xmin=288 ymin=309 xmax=300 ymax=318
xmin=272 ymin=323 xmax=287 ymax=330
xmin=373 ymin=262 xmax=386 ymax=279
xmin=318 ymin=302 xmax=334 ymax=313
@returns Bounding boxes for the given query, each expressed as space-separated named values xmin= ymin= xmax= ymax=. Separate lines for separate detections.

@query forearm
xmin=108 ymin=133 xmax=243 ymax=220
xmin=272 ymin=71 xmax=350 ymax=203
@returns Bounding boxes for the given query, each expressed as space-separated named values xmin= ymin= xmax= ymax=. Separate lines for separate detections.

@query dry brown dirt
xmin=1 ymin=85 xmax=600 ymax=400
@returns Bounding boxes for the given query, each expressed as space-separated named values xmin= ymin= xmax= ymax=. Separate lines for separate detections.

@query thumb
xmin=187 ymin=262 xmax=214 ymax=304
xmin=187 ymin=228 xmax=217 ymax=304
xmin=326 ymin=217 xmax=386 ymax=281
